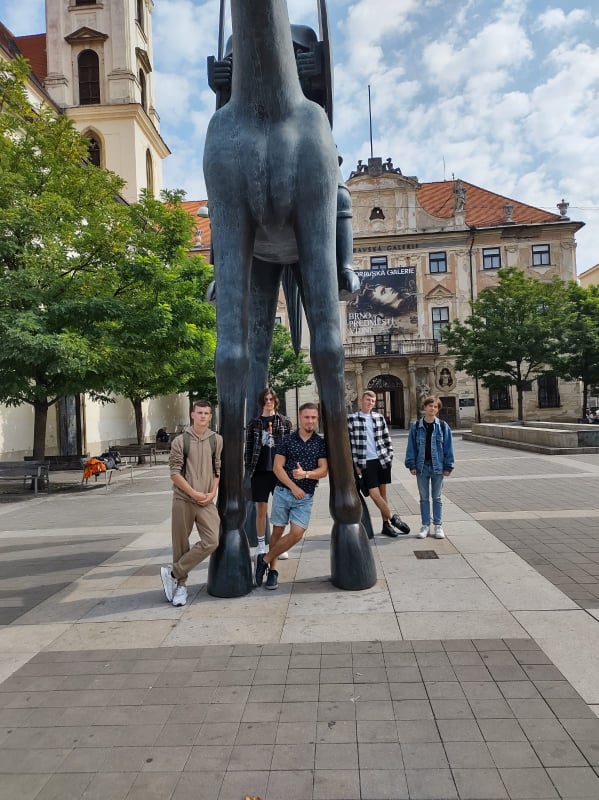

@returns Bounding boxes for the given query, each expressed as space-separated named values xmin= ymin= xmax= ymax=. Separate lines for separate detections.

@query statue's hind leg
xmin=295 ymin=203 xmax=376 ymax=591
xmin=206 ymin=209 xmax=254 ymax=598
xmin=244 ymin=259 xmax=284 ymax=547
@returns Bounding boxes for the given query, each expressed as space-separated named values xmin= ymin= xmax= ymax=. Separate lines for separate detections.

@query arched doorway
xmin=368 ymin=374 xmax=405 ymax=428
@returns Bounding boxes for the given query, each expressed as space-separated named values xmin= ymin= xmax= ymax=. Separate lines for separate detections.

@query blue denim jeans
xmin=270 ymin=485 xmax=314 ymax=530
xmin=416 ymin=464 xmax=444 ymax=526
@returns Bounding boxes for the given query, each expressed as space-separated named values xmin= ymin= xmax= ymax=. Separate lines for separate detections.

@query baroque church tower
xmin=43 ymin=0 xmax=169 ymax=203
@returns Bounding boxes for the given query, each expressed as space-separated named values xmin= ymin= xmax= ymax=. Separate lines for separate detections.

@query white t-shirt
xmin=359 ymin=412 xmax=378 ymax=460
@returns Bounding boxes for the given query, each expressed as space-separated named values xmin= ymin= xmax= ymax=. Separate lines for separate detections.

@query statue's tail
xmin=282 ymin=265 xmax=302 ymax=355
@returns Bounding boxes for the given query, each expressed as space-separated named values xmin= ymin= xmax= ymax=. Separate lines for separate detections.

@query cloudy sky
xmin=2 ymin=0 xmax=599 ymax=273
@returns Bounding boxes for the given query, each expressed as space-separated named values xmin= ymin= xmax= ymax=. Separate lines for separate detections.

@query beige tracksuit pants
xmin=171 ymin=497 xmax=220 ymax=583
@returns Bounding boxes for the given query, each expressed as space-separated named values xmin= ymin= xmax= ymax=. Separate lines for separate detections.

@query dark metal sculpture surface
xmin=203 ymin=0 xmax=376 ymax=597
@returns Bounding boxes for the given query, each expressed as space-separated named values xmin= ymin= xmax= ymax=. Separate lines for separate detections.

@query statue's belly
xmin=254 ymin=222 xmax=298 ymax=264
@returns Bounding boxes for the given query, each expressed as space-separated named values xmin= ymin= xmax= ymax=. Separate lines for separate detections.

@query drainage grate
xmin=414 ymin=550 xmax=439 ymax=559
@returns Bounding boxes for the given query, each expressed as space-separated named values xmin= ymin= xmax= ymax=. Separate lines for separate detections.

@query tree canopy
xmin=0 ymin=57 xmax=215 ymax=456
xmin=549 ymin=281 xmax=599 ymax=418
xmin=94 ymin=190 xmax=216 ymax=444
xmin=442 ymin=268 xmax=570 ymax=421
xmin=267 ymin=323 xmax=312 ymax=401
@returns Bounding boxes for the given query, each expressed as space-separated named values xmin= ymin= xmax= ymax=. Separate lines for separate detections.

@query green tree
xmin=95 ymin=190 xmax=216 ymax=446
xmin=442 ymin=268 xmax=568 ymax=421
xmin=0 ymin=57 xmax=130 ymax=457
xmin=268 ymin=323 xmax=312 ymax=400
xmin=549 ymin=282 xmax=599 ymax=419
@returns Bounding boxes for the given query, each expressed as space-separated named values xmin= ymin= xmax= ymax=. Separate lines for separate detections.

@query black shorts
xmin=362 ymin=459 xmax=391 ymax=490
xmin=251 ymin=471 xmax=277 ymax=503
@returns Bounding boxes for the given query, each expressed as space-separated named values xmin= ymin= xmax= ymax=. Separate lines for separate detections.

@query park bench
xmin=109 ymin=444 xmax=157 ymax=466
xmin=81 ymin=457 xmax=134 ymax=492
xmin=0 ymin=461 xmax=50 ymax=495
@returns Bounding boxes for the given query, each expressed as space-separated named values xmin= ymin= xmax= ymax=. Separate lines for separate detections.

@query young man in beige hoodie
xmin=160 ymin=400 xmax=223 ymax=607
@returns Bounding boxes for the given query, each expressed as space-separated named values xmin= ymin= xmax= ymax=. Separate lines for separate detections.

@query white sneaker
xmin=278 ymin=551 xmax=289 ymax=560
xmin=160 ymin=565 xmax=177 ymax=602
xmin=434 ymin=525 xmax=445 ymax=539
xmin=416 ymin=526 xmax=429 ymax=539
xmin=172 ymin=584 xmax=188 ymax=607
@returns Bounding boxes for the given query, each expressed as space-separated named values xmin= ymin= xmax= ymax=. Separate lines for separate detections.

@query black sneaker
xmin=381 ymin=522 xmax=398 ymax=538
xmin=265 ymin=569 xmax=279 ymax=590
xmin=390 ymin=514 xmax=411 ymax=535
xmin=255 ymin=553 xmax=268 ymax=587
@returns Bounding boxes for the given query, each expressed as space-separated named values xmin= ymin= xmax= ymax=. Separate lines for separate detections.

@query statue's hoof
xmin=330 ymin=521 xmax=377 ymax=590
xmin=207 ymin=527 xmax=253 ymax=598
xmin=338 ymin=267 xmax=361 ymax=300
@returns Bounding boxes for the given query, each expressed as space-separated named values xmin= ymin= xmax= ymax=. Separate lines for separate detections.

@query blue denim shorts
xmin=270 ymin=485 xmax=314 ymax=530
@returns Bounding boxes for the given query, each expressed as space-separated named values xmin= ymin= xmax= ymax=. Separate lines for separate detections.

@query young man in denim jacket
xmin=405 ymin=396 xmax=455 ymax=539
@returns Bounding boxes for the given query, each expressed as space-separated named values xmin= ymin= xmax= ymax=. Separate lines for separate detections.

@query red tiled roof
xmin=419 ymin=180 xmax=561 ymax=227
xmin=13 ymin=33 xmax=47 ymax=83
xmin=187 ymin=179 xmax=561 ymax=251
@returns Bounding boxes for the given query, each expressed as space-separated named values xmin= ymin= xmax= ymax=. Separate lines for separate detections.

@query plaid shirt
xmin=347 ymin=411 xmax=394 ymax=469
xmin=244 ymin=412 xmax=292 ymax=477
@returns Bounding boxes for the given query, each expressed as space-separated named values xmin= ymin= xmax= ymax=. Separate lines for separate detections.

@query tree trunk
xmin=32 ymin=401 xmax=49 ymax=460
xmin=132 ymin=397 xmax=145 ymax=464
xmin=516 ymin=387 xmax=524 ymax=421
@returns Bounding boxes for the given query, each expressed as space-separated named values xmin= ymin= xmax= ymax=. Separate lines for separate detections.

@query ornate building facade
xmin=342 ymin=157 xmax=584 ymax=427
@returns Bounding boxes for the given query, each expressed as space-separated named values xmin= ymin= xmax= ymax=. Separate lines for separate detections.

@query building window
xmin=482 ymin=247 xmax=501 ymax=270
xmin=75 ymin=0 xmax=96 ymax=6
xmin=429 ymin=251 xmax=447 ymax=274
xmin=370 ymin=255 xmax=387 ymax=269
xmin=374 ymin=334 xmax=391 ymax=354
xmin=78 ymin=50 xmax=100 ymax=105
xmin=538 ymin=374 xmax=560 ymax=408
xmin=145 ymin=150 xmax=153 ymax=195
xmin=489 ymin=385 xmax=511 ymax=410
xmin=136 ymin=0 xmax=144 ymax=29
xmin=139 ymin=69 xmax=147 ymax=111
xmin=431 ymin=306 xmax=449 ymax=341
xmin=86 ymin=133 xmax=101 ymax=167
xmin=532 ymin=244 xmax=550 ymax=266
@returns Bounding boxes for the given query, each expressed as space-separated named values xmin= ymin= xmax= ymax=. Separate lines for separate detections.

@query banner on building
xmin=347 ymin=266 xmax=418 ymax=335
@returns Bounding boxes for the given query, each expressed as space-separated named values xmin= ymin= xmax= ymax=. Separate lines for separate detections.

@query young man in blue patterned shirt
xmin=347 ymin=390 xmax=410 ymax=538
xmin=255 ymin=403 xmax=327 ymax=590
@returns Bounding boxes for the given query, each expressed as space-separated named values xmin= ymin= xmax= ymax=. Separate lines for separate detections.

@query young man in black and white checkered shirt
xmin=347 ymin=390 xmax=410 ymax=538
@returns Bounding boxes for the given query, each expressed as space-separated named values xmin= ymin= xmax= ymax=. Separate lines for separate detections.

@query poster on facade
xmin=347 ymin=265 xmax=418 ymax=335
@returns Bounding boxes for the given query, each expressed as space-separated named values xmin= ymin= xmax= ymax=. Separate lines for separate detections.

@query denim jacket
xmin=405 ymin=418 xmax=454 ymax=475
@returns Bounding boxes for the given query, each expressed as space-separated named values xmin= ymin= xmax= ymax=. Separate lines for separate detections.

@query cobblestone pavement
xmin=1 ymin=437 xmax=599 ymax=798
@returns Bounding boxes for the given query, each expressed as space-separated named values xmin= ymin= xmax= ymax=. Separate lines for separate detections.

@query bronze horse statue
xmin=203 ymin=0 xmax=377 ymax=596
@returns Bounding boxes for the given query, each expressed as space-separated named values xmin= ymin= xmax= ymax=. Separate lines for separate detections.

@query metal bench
xmin=109 ymin=444 xmax=157 ymax=466
xmin=81 ymin=458 xmax=134 ymax=492
xmin=0 ymin=461 xmax=50 ymax=495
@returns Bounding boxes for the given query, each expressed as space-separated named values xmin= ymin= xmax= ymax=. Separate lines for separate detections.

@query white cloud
xmin=537 ymin=7 xmax=590 ymax=31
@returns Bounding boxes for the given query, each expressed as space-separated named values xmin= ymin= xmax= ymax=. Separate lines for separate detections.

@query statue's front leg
xmin=207 ymin=209 xmax=254 ymax=598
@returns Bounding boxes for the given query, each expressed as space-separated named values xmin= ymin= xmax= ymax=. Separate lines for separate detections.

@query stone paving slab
xmin=1 ymin=640 xmax=599 ymax=800
xmin=1 ymin=437 xmax=599 ymax=796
